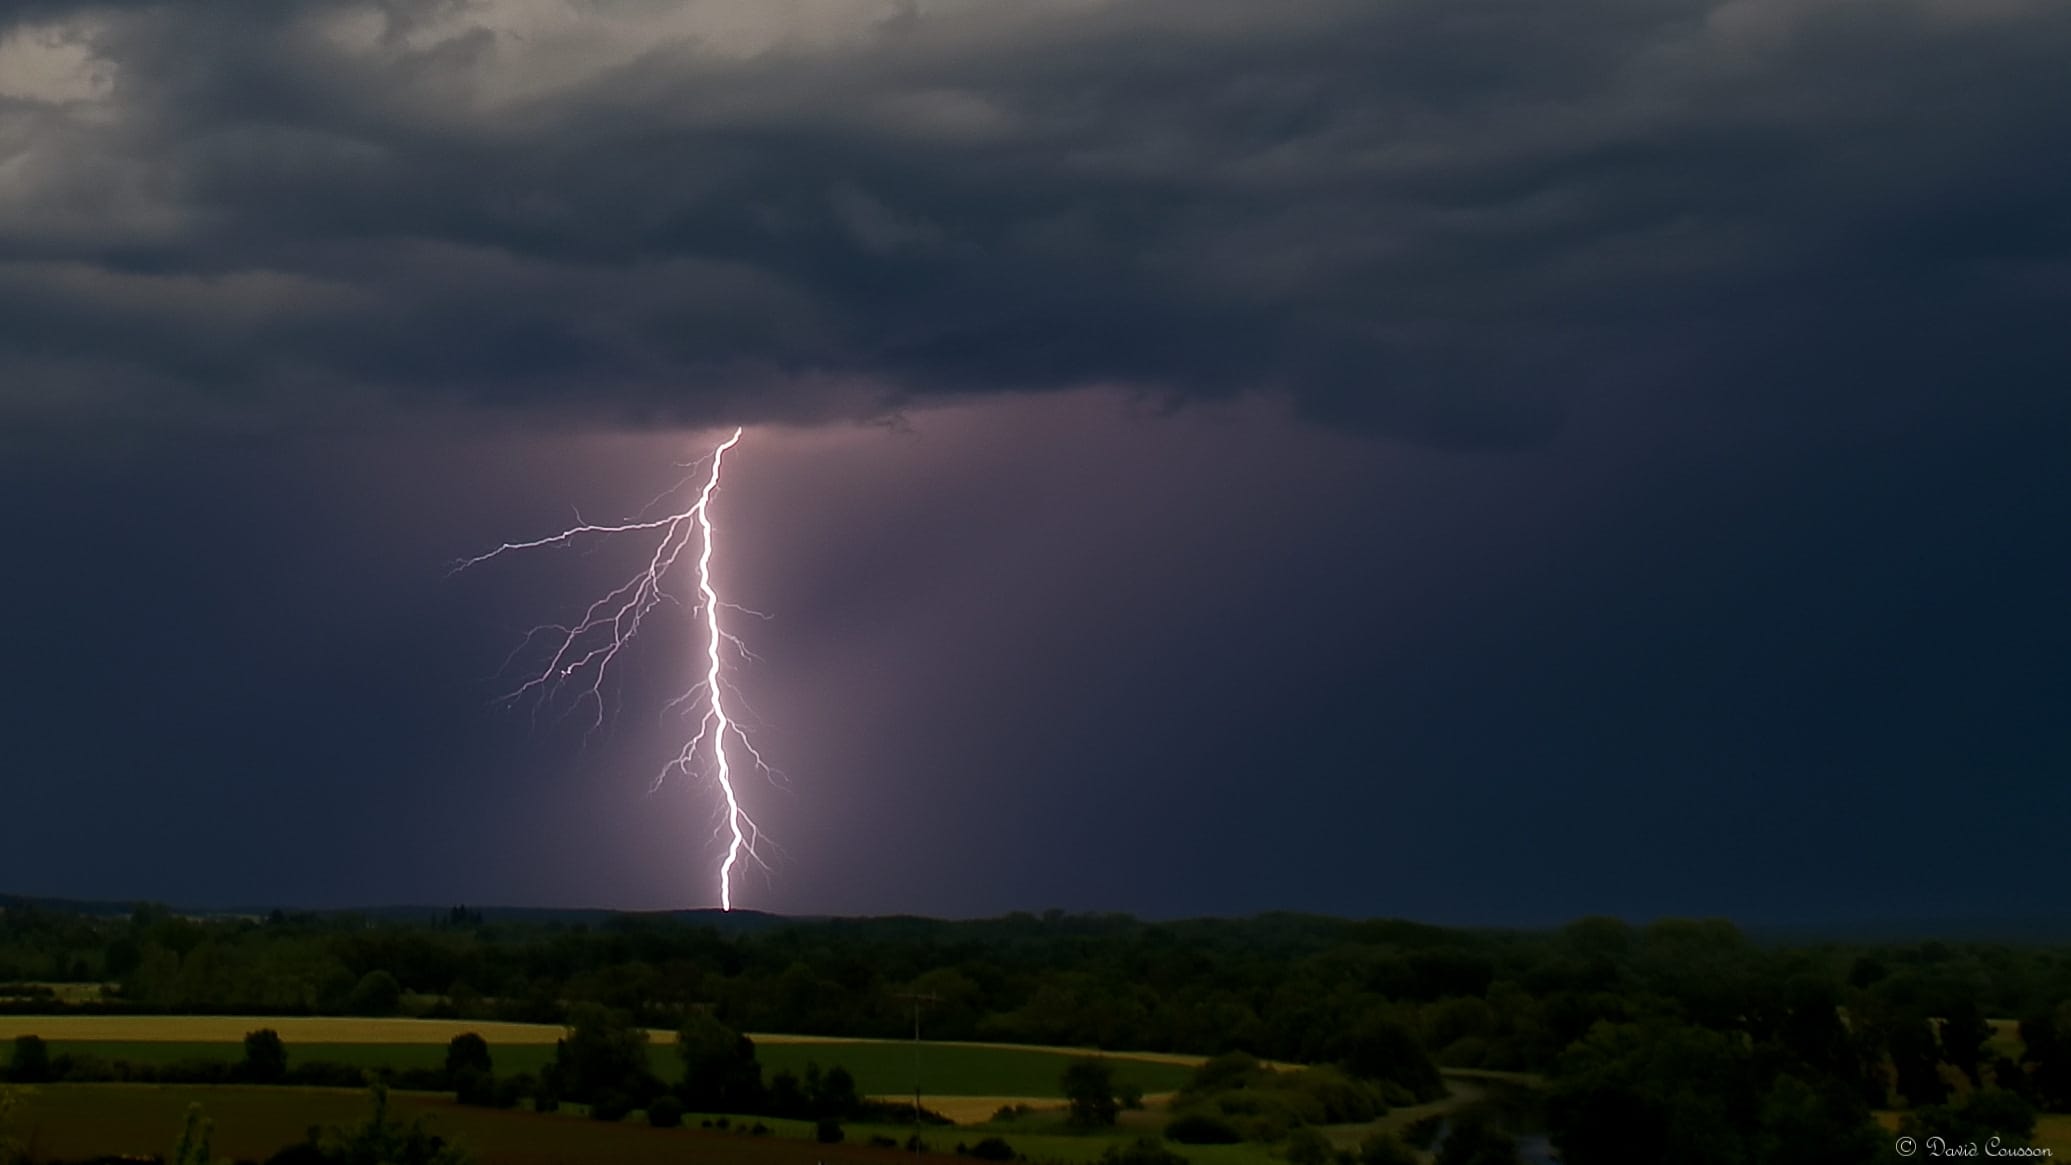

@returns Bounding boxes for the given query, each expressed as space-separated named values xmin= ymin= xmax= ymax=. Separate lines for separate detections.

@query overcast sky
xmin=2 ymin=0 xmax=2067 ymax=925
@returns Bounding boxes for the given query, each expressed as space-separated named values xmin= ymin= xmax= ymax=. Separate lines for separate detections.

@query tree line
xmin=4 ymin=902 xmax=2070 ymax=1164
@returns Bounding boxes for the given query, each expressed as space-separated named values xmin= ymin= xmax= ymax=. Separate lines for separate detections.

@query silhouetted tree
xmin=242 ymin=1029 xmax=288 ymax=1085
xmin=1358 ymin=1131 xmax=1418 ymax=1165
xmin=1899 ymin=1088 xmax=2038 ymax=1152
xmin=1548 ymin=1021 xmax=1753 ymax=1165
xmin=551 ymin=1004 xmax=656 ymax=1106
xmin=1754 ymin=1074 xmax=1884 ymax=1165
xmin=1285 ymin=1127 xmax=1333 ymax=1165
xmin=5 ymin=1037 xmax=49 ymax=1085
xmin=1062 ymin=1058 xmax=1120 ymax=1127
xmin=347 ymin=971 xmax=402 ymax=1017
xmin=1887 ymin=1017 xmax=1950 ymax=1108
xmin=768 ymin=1068 xmax=807 ymax=1118
xmin=1437 ymin=1106 xmax=1520 ymax=1165
xmin=2019 ymin=1007 xmax=2071 ymax=1111
xmin=1939 ymin=1001 xmax=1993 ymax=1088
xmin=443 ymin=1032 xmax=493 ymax=1104
xmin=294 ymin=1082 xmax=472 ymax=1165
xmin=444 ymin=1033 xmax=491 ymax=1082
xmin=676 ymin=1011 xmax=764 ymax=1112
xmin=1335 ymin=1013 xmax=1444 ymax=1101
xmin=171 ymin=1103 xmax=220 ymax=1165
xmin=810 ymin=1064 xmax=860 ymax=1120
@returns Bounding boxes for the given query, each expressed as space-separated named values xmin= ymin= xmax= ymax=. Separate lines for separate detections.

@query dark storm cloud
xmin=3 ymin=0 xmax=2066 ymax=445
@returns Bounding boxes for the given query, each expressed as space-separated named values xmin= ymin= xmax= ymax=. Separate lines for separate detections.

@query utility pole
xmin=894 ymin=990 xmax=941 ymax=1157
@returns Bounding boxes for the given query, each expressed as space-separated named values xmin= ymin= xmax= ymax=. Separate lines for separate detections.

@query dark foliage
xmin=1062 ymin=1057 xmax=1120 ymax=1127
xmin=7 ymin=1034 xmax=52 ymax=1083
xmin=1094 ymin=1138 xmax=1189 ymax=1165
xmin=241 ymin=1029 xmax=287 ymax=1085
xmin=1162 ymin=1113 xmax=1242 ymax=1145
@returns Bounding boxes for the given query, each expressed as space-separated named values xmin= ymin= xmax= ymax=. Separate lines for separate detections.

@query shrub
xmin=1403 ymin=1115 xmax=1444 ymax=1149
xmin=241 ymin=1029 xmax=287 ymax=1085
xmin=966 ymin=1135 xmax=1018 ymax=1161
xmin=1165 ymin=1113 xmax=1244 ymax=1145
xmin=444 ymin=1033 xmax=491 ymax=1084
xmin=1356 ymin=1131 xmax=1418 ymax=1165
xmin=8 ymin=1036 xmax=52 ymax=1084
xmin=588 ymin=1092 xmax=634 ymax=1122
xmin=347 ymin=970 xmax=403 ymax=1017
xmin=453 ymin=1066 xmax=495 ymax=1106
xmin=1097 ymin=1138 xmax=1191 ymax=1165
xmin=646 ymin=1095 xmax=684 ymax=1128
xmin=492 ymin=1074 xmax=529 ymax=1110
xmin=816 ymin=1119 xmax=845 ymax=1144
xmin=1285 ymin=1127 xmax=1333 ymax=1165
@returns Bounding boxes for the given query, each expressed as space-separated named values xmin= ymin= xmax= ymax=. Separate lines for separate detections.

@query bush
xmin=453 ymin=1066 xmax=495 ymax=1106
xmin=444 ymin=1033 xmax=491 ymax=1084
xmin=1286 ymin=1127 xmax=1333 ymax=1165
xmin=386 ymin=1066 xmax=447 ymax=1092
xmin=870 ymin=1135 xmax=901 ymax=1149
xmin=1403 ymin=1116 xmax=1445 ymax=1150
xmin=816 ymin=1119 xmax=845 ymax=1144
xmin=1900 ymin=1088 xmax=2040 ymax=1150
xmin=286 ymin=1062 xmax=372 ymax=1089
xmin=8 ymin=1035 xmax=52 ymax=1083
xmin=1064 ymin=1058 xmax=1121 ymax=1127
xmin=241 ymin=1029 xmax=287 ymax=1085
xmin=646 ymin=1095 xmax=684 ymax=1128
xmin=492 ymin=1074 xmax=530 ymax=1110
xmin=348 ymin=971 xmax=403 ymax=1017
xmin=965 ymin=1136 xmax=1018 ymax=1161
xmin=589 ymin=1092 xmax=634 ymax=1122
xmin=1097 ymin=1138 xmax=1191 ymax=1165
xmin=858 ymin=1099 xmax=955 ymax=1125
xmin=1357 ymin=1131 xmax=1418 ymax=1165
xmin=1165 ymin=1113 xmax=1244 ymax=1145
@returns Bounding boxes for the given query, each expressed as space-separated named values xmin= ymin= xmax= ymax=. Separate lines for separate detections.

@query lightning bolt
xmin=455 ymin=427 xmax=767 ymax=910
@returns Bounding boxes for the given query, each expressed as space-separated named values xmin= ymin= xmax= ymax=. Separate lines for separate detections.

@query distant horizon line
xmin=5 ymin=890 xmax=2070 ymax=943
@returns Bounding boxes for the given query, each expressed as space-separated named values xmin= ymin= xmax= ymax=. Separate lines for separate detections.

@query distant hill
xmin=0 ymin=892 xmax=798 ymax=934
xmin=6 ymin=891 xmax=2071 ymax=943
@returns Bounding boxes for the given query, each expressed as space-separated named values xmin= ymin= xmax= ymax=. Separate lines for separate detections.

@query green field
xmin=35 ymin=1037 xmax=1195 ymax=1099
xmin=4 ymin=1084 xmax=979 ymax=1165
xmin=757 ymin=1041 xmax=1193 ymax=1098
xmin=1 ymin=1084 xmax=1370 ymax=1165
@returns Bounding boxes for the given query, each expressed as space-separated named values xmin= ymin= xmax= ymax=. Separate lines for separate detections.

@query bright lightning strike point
xmin=457 ymin=427 xmax=769 ymax=911
xmin=691 ymin=428 xmax=752 ymax=909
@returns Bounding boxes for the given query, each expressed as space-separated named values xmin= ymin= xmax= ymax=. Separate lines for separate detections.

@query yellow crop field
xmin=0 ymin=1015 xmax=1240 ymax=1068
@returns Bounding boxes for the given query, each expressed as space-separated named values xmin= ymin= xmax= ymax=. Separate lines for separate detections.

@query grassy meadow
xmin=0 ymin=1015 xmax=1195 ymax=1102
xmin=4 ymin=1082 xmax=1456 ymax=1165
xmin=4 ymin=1084 xmax=983 ymax=1165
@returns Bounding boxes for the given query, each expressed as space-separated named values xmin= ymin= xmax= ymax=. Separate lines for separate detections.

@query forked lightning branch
xmin=453 ymin=428 xmax=768 ymax=910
